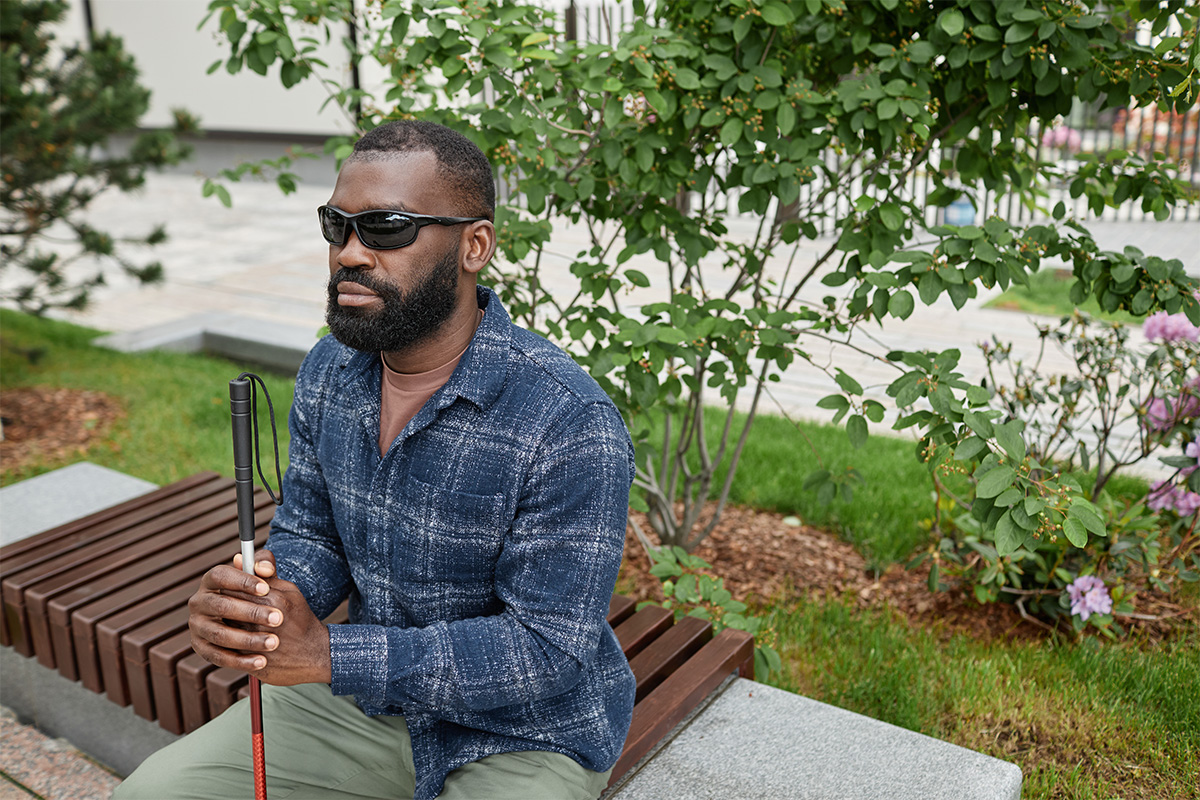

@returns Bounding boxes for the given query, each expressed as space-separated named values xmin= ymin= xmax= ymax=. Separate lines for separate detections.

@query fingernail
xmin=266 ymin=636 xmax=279 ymax=650
xmin=254 ymin=658 xmax=266 ymax=670
xmin=268 ymin=612 xmax=282 ymax=626
xmin=256 ymin=583 xmax=269 ymax=595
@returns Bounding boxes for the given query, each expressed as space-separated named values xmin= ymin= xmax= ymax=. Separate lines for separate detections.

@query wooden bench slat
xmin=177 ymin=652 xmax=215 ymax=734
xmin=120 ymin=606 xmax=192 ymax=719
xmin=613 ymin=604 xmax=673 ymax=660
xmin=627 ymin=614 xmax=713 ymax=703
xmin=607 ymin=627 xmax=755 ymax=788
xmin=606 ymin=594 xmax=636 ymax=627
xmin=149 ymin=629 xmax=195 ymax=734
xmin=205 ymin=666 xmax=247 ymax=720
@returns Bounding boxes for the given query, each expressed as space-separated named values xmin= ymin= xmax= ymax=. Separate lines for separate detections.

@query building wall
xmin=59 ymin=0 xmax=354 ymax=137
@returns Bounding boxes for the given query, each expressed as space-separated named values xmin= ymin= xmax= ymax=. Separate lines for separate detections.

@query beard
xmin=325 ymin=246 xmax=460 ymax=354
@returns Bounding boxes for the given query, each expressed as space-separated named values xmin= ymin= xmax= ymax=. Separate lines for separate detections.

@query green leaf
xmin=835 ymin=369 xmax=863 ymax=396
xmin=877 ymin=98 xmax=899 ymax=120
xmin=889 ymin=290 xmax=914 ymax=319
xmin=939 ymin=8 xmax=965 ymax=37
xmin=995 ymin=487 xmax=1023 ymax=507
xmin=761 ymin=2 xmax=796 ymax=26
xmin=817 ymin=394 xmax=851 ymax=411
xmin=954 ymin=436 xmax=988 ymax=462
xmin=674 ymin=67 xmax=701 ymax=90
xmin=879 ymin=202 xmax=905 ymax=231
xmin=994 ymin=511 xmax=1026 ymax=556
xmin=847 ymin=414 xmax=868 ymax=448
xmin=1062 ymin=518 xmax=1088 ymax=548
xmin=720 ymin=117 xmax=744 ymax=147
xmin=1068 ymin=499 xmax=1107 ymax=537
xmin=977 ymin=466 xmax=1016 ymax=499
xmin=994 ymin=421 xmax=1026 ymax=463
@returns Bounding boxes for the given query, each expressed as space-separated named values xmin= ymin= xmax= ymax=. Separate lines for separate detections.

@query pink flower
xmin=1186 ymin=440 xmax=1200 ymax=469
xmin=1178 ymin=491 xmax=1200 ymax=517
xmin=1066 ymin=574 xmax=1112 ymax=621
xmin=1148 ymin=479 xmax=1200 ymax=517
xmin=1143 ymin=311 xmax=1199 ymax=343
xmin=1041 ymin=126 xmax=1082 ymax=151
xmin=1144 ymin=392 xmax=1200 ymax=433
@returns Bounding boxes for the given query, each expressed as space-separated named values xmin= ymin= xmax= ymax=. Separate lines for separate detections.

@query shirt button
xmin=373 ymin=493 xmax=384 ymax=504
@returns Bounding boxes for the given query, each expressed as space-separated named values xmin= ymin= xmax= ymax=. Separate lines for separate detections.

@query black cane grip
xmin=230 ymin=378 xmax=257 ymax=542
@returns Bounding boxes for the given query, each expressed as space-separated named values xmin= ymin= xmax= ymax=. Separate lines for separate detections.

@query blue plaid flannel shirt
xmin=267 ymin=286 xmax=636 ymax=799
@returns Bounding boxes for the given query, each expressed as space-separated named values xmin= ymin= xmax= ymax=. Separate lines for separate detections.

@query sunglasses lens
xmin=318 ymin=206 xmax=347 ymax=245
xmin=356 ymin=211 xmax=418 ymax=249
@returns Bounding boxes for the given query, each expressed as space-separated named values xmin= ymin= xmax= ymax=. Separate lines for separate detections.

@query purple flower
xmin=1177 ymin=491 xmax=1200 ymax=517
xmin=1148 ymin=479 xmax=1177 ymax=511
xmin=1143 ymin=311 xmax=1199 ymax=343
xmin=1066 ymin=575 xmax=1112 ymax=621
xmin=1148 ymin=479 xmax=1200 ymax=517
xmin=1143 ymin=392 xmax=1200 ymax=433
xmin=1186 ymin=440 xmax=1200 ymax=469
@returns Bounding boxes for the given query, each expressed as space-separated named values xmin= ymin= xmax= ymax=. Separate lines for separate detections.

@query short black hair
xmin=350 ymin=120 xmax=496 ymax=221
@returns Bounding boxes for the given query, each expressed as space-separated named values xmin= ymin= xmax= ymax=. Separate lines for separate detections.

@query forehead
xmin=327 ymin=151 xmax=447 ymax=213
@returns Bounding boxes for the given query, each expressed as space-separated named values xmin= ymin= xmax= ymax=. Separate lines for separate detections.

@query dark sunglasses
xmin=317 ymin=205 xmax=488 ymax=250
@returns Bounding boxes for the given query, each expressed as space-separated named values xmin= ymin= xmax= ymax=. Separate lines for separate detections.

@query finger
xmin=255 ymin=549 xmax=277 ymax=572
xmin=191 ymin=636 xmax=269 ymax=672
xmin=191 ymin=615 xmax=280 ymax=653
xmin=191 ymin=591 xmax=283 ymax=628
xmin=204 ymin=563 xmax=269 ymax=597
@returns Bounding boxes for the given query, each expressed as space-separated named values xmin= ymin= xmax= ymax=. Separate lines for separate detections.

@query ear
xmin=460 ymin=220 xmax=496 ymax=276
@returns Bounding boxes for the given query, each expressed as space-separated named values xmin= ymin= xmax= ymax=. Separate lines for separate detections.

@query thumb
xmin=233 ymin=549 xmax=277 ymax=577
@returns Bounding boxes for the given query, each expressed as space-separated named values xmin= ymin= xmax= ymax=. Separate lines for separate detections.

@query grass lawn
xmin=3 ymin=309 xmax=1197 ymax=798
xmin=1 ymin=309 xmax=295 ymax=487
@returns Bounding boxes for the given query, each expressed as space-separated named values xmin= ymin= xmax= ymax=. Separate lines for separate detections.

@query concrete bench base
xmin=612 ymin=679 xmax=1021 ymax=800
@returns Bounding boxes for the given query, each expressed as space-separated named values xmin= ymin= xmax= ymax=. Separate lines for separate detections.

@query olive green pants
xmin=114 ymin=682 xmax=611 ymax=799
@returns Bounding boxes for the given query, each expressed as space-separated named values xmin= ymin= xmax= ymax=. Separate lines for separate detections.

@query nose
xmin=334 ymin=226 xmax=375 ymax=270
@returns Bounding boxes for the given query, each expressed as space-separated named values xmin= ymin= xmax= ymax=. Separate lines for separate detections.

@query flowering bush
xmin=912 ymin=305 xmax=1199 ymax=637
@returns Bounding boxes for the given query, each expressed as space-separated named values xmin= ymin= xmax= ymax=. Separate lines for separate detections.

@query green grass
xmin=4 ymin=309 xmax=1195 ymax=798
xmin=765 ymin=598 xmax=1200 ymax=800
xmin=0 ymin=309 xmax=294 ymax=487
xmin=983 ymin=267 xmax=1142 ymax=325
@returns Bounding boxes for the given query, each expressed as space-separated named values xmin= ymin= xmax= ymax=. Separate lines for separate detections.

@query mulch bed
xmin=1 ymin=386 xmax=125 ymax=473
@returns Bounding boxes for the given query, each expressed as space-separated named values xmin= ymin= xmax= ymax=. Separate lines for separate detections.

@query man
xmin=116 ymin=121 xmax=636 ymax=799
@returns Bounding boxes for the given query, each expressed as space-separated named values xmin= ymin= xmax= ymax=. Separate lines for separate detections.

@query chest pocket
xmin=395 ymin=475 xmax=507 ymax=589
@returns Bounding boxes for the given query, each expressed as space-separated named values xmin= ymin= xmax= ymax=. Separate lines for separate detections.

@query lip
xmin=336 ymin=281 xmax=381 ymax=307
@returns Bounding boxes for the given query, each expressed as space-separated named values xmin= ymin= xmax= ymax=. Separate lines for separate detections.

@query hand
xmin=188 ymin=549 xmax=332 ymax=686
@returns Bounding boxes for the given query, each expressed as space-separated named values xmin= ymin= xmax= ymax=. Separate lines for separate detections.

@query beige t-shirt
xmin=377 ymin=313 xmax=482 ymax=456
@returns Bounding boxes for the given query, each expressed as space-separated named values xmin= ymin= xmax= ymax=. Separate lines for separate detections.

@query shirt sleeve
xmin=327 ymin=400 xmax=633 ymax=713
xmin=266 ymin=349 xmax=353 ymax=622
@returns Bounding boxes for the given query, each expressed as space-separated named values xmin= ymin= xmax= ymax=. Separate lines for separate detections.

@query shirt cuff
xmin=328 ymin=623 xmax=389 ymax=700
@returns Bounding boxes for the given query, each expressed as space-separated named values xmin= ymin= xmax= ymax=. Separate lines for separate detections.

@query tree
xmin=202 ymin=0 xmax=1199 ymax=556
xmin=0 ymin=0 xmax=196 ymax=315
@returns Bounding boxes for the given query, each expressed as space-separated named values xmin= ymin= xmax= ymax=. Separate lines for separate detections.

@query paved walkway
xmin=26 ymin=169 xmax=1200 ymax=478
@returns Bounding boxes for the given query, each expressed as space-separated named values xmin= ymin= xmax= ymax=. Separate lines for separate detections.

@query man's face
xmin=323 ymin=152 xmax=463 ymax=354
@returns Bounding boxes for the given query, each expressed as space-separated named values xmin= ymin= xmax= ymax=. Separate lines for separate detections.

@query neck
xmin=381 ymin=296 xmax=481 ymax=374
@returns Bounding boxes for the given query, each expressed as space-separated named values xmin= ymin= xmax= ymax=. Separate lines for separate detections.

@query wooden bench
xmin=1 ymin=472 xmax=754 ymax=788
